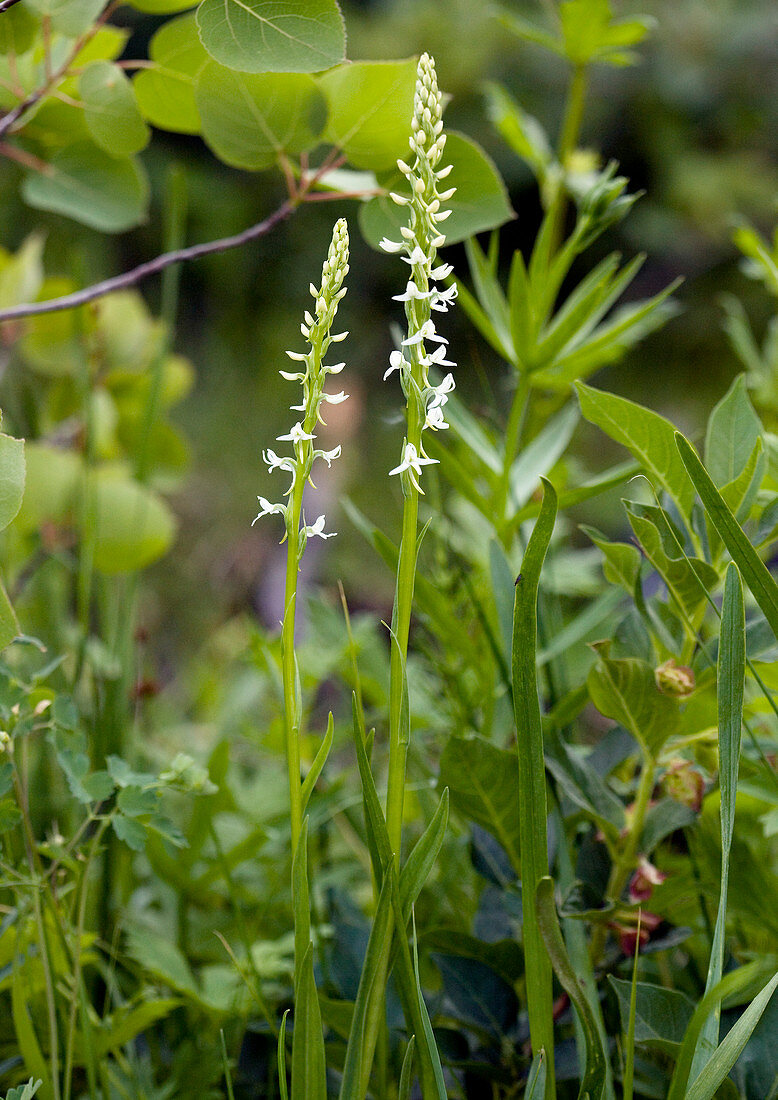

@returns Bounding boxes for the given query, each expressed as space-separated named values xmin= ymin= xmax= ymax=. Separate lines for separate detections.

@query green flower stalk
xmin=381 ymin=52 xmax=457 ymax=860
xmin=253 ymin=217 xmax=349 ymax=852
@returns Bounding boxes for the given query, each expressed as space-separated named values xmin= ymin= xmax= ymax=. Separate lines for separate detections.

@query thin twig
xmin=0 ymin=0 xmax=118 ymax=139
xmin=0 ymin=199 xmax=298 ymax=321
xmin=0 ymin=0 xmax=24 ymax=13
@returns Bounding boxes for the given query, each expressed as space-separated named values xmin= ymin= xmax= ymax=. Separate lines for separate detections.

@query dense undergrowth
xmin=1 ymin=0 xmax=778 ymax=1097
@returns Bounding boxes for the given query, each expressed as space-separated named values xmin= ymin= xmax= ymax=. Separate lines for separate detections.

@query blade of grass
xmin=675 ymin=433 xmax=778 ymax=640
xmin=300 ymin=712 xmax=334 ymax=815
xmin=623 ymin=915 xmax=642 ymax=1100
xmin=686 ymin=972 xmax=778 ymax=1100
xmin=399 ymin=788 xmax=449 ymax=923
xmin=220 ymin=1029 xmax=236 ymax=1100
xmin=278 ymin=1009 xmax=290 ymax=1100
xmin=291 ymin=943 xmax=327 ymax=1100
xmin=535 ymin=877 xmax=607 ymax=1100
xmin=690 ymin=563 xmax=745 ymax=1080
xmin=667 ymin=959 xmax=775 ymax=1100
xmin=525 ymin=1051 xmax=548 ymax=1100
xmin=512 ymin=476 xmax=557 ymax=1098
xmin=398 ymin=1036 xmax=416 ymax=1100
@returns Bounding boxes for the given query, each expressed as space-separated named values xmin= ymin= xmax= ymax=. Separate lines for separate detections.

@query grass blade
xmin=675 ymin=432 xmax=778 ymax=640
xmin=667 ymin=960 xmax=775 ymax=1100
xmin=686 ymin=972 xmax=778 ymax=1100
xmin=535 ymin=877 xmax=607 ymax=1100
xmin=525 ymin=1051 xmax=548 ymax=1099
xmin=512 ymin=476 xmax=557 ymax=1096
xmin=291 ymin=943 xmax=327 ymax=1100
xmin=277 ymin=1010 xmax=290 ymax=1100
xmin=351 ymin=692 xmax=392 ymax=884
xmin=690 ymin=563 xmax=745 ymax=1080
xmin=623 ymin=920 xmax=641 ymax=1100
xmin=398 ymin=1036 xmax=416 ymax=1100
xmin=399 ymin=788 xmax=449 ymax=923
xmin=300 ymin=711 xmax=334 ymax=815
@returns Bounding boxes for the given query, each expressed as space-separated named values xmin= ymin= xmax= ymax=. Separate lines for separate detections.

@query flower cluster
xmin=253 ymin=218 xmax=349 ymax=557
xmin=381 ymin=53 xmax=457 ymax=492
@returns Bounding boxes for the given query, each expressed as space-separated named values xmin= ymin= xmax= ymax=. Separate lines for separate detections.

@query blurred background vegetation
xmin=1 ymin=0 xmax=777 ymax=696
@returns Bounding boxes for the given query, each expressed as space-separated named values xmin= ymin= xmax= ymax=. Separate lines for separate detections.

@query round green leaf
xmin=196 ymin=0 xmax=345 ymax=74
xmin=0 ymin=431 xmax=25 ymax=532
xmin=133 ymin=14 xmax=209 ymax=135
xmin=197 ymin=63 xmax=325 ymax=170
xmin=21 ymin=142 xmax=149 ymax=233
xmin=0 ymin=3 xmax=40 ymax=56
xmin=14 ymin=442 xmax=81 ymax=533
xmin=359 ymin=132 xmax=515 ymax=250
xmin=318 ymin=58 xmax=416 ymax=171
xmin=25 ymin=0 xmax=105 ymax=38
xmin=19 ymin=276 xmax=94 ymax=377
xmin=91 ymin=470 xmax=177 ymax=573
xmin=80 ymin=61 xmax=150 ymax=157
xmin=126 ymin=0 xmax=196 ymax=13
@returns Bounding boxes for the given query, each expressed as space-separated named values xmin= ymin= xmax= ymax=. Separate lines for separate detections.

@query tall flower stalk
xmin=381 ymin=53 xmax=457 ymax=860
xmin=253 ymin=218 xmax=349 ymax=855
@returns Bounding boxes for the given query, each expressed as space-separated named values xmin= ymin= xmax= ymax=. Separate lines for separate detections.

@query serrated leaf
xmin=112 ymin=814 xmax=148 ymax=850
xmin=319 ymin=59 xmax=416 ymax=172
xmin=134 ymin=14 xmax=209 ymax=134
xmin=22 ymin=142 xmax=149 ymax=233
xmin=80 ymin=61 xmax=150 ymax=157
xmin=197 ymin=63 xmax=325 ymax=169
xmin=196 ymin=0 xmax=346 ymax=75
xmin=118 ymin=785 xmax=159 ymax=817
xmin=359 ymin=131 xmax=514 ymax=248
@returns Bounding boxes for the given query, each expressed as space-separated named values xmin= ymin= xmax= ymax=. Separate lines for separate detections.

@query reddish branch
xmin=0 ymin=199 xmax=299 ymax=321
xmin=0 ymin=0 xmax=24 ymax=13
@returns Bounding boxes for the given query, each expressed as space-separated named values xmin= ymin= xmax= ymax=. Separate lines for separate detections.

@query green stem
xmin=591 ymin=754 xmax=656 ymax=965
xmin=547 ymin=63 xmax=588 ymax=255
xmin=281 ymin=519 xmax=303 ymax=856
xmin=497 ymin=372 xmax=531 ymax=543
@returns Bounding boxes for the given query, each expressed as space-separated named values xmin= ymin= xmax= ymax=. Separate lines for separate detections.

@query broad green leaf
xmin=676 ymin=433 xmax=778 ymax=643
xmin=18 ymin=277 xmax=92 ymax=376
xmin=25 ymin=0 xmax=104 ymax=37
xmin=14 ymin=442 xmax=80 ymax=532
xmin=609 ymin=977 xmax=694 ymax=1053
xmin=0 ymin=4 xmax=39 ymax=55
xmin=359 ymin=132 xmax=515 ymax=247
xmin=624 ymin=500 xmax=718 ymax=619
xmin=71 ymin=25 xmax=130 ymax=65
xmin=577 ymin=382 xmax=696 ymax=519
xmin=94 ymin=997 xmax=179 ymax=1057
xmin=536 ymin=877 xmax=607 ymax=1100
xmin=319 ymin=59 xmax=416 ymax=171
xmin=127 ymin=0 xmax=196 ymax=13
xmin=587 ymin=649 xmax=679 ymax=757
xmin=134 ymin=14 xmax=209 ymax=134
xmin=196 ymin=0 xmax=346 ymax=75
xmin=438 ymin=735 xmax=520 ymax=873
xmin=197 ymin=63 xmax=325 ymax=170
xmin=22 ymin=143 xmax=149 ymax=233
xmin=80 ymin=61 xmax=150 ymax=157
xmin=0 ymin=233 xmax=44 ymax=309
xmin=512 ymin=480 xmax=557 ymax=1092
xmin=705 ymin=374 xmax=762 ymax=487
xmin=544 ymin=736 xmax=625 ymax=838
xmin=91 ymin=470 xmax=177 ymax=573
xmin=582 ymin=525 xmax=641 ymax=593
xmin=560 ymin=0 xmax=655 ymax=67
xmin=0 ymin=430 xmax=25 ymax=532
xmin=126 ymin=928 xmax=198 ymax=995
xmin=686 ymin=973 xmax=778 ymax=1100
xmin=291 ymin=943 xmax=327 ymax=1100
xmin=690 ymin=564 xmax=745 ymax=1081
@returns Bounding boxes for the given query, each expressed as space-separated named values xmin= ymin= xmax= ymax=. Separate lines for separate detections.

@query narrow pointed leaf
xmin=676 ymin=433 xmax=778 ymax=642
xmin=291 ymin=943 xmax=327 ymax=1100
xmin=526 ymin=1051 xmax=548 ymax=1099
xmin=512 ymin=477 xmax=557 ymax=1093
xmin=291 ymin=817 xmax=311 ymax=991
xmin=399 ymin=788 xmax=449 ymax=922
xmin=300 ymin=711 xmax=333 ymax=814
xmin=535 ymin=877 xmax=607 ymax=1100
xmin=351 ymin=693 xmax=392 ymax=883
